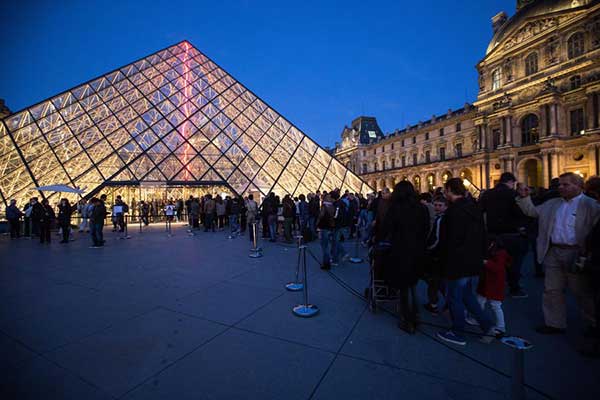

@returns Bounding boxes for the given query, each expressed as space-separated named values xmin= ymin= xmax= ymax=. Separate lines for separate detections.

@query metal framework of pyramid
xmin=0 ymin=41 xmax=370 ymax=206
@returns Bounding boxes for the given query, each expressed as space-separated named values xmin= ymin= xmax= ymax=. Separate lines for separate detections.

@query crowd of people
xmin=3 ymin=171 xmax=600 ymax=356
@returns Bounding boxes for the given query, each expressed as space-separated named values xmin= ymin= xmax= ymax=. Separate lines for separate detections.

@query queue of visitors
xmin=3 ymin=172 xmax=600 ymax=356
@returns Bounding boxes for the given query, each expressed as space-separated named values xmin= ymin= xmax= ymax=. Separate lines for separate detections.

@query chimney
xmin=491 ymin=12 xmax=508 ymax=34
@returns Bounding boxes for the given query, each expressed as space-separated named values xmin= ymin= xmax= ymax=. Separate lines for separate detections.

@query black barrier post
xmin=285 ymin=235 xmax=304 ymax=291
xmin=292 ymin=245 xmax=319 ymax=318
xmin=120 ymin=215 xmax=131 ymax=239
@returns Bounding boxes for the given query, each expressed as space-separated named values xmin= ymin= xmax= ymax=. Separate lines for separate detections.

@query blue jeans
xmin=91 ymin=223 xmax=104 ymax=246
xmin=332 ymin=227 xmax=349 ymax=262
xmin=268 ymin=215 xmax=277 ymax=240
xmin=499 ymin=233 xmax=529 ymax=291
xmin=229 ymin=215 xmax=239 ymax=233
xmin=447 ymin=277 xmax=492 ymax=333
xmin=308 ymin=217 xmax=317 ymax=236
xmin=320 ymin=229 xmax=333 ymax=265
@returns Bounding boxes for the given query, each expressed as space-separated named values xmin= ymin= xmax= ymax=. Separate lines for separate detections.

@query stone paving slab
xmin=123 ymin=328 xmax=335 ymax=400
xmin=46 ymin=307 xmax=226 ymax=398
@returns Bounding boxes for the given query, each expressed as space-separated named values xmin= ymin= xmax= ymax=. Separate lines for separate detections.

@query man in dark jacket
xmin=437 ymin=178 xmax=494 ymax=346
xmin=90 ymin=196 xmax=107 ymax=248
xmin=6 ymin=199 xmax=23 ymax=239
xmin=480 ymin=172 xmax=529 ymax=298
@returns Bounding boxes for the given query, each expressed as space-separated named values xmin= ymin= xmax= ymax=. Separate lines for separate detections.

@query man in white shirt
xmin=517 ymin=172 xmax=600 ymax=334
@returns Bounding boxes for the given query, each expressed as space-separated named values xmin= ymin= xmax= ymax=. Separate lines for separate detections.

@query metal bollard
xmin=292 ymin=245 xmax=319 ymax=318
xmin=500 ymin=336 xmax=533 ymax=400
xmin=249 ymin=222 xmax=263 ymax=258
xmin=349 ymin=223 xmax=363 ymax=263
xmin=286 ymin=235 xmax=304 ymax=291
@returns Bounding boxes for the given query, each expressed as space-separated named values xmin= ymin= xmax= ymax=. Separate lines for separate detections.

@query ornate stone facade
xmin=334 ymin=0 xmax=600 ymax=194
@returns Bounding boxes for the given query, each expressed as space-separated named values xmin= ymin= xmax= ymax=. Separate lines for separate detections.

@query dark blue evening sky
xmin=0 ymin=0 xmax=515 ymax=146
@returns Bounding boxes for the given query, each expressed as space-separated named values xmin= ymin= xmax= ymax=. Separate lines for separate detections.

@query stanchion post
xmin=286 ymin=235 xmax=304 ymax=291
xmin=292 ymin=245 xmax=319 ymax=318
xmin=500 ymin=336 xmax=532 ymax=400
xmin=249 ymin=222 xmax=263 ymax=258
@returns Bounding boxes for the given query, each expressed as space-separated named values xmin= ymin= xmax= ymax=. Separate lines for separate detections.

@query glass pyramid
xmin=0 ymin=41 xmax=370 ymax=206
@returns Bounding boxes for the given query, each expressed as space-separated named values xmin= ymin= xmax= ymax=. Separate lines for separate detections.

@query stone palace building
xmin=334 ymin=0 xmax=600 ymax=195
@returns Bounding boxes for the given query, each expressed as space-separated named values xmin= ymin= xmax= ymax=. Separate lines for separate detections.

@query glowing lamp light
xmin=463 ymin=179 xmax=471 ymax=187
xmin=574 ymin=170 xmax=584 ymax=178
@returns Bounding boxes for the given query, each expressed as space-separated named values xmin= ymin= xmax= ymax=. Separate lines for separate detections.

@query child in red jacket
xmin=477 ymin=237 xmax=512 ymax=335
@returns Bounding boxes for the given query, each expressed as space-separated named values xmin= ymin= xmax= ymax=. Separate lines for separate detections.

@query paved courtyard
xmin=0 ymin=224 xmax=598 ymax=399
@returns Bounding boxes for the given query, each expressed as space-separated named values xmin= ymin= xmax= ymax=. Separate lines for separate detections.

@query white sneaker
xmin=465 ymin=316 xmax=479 ymax=326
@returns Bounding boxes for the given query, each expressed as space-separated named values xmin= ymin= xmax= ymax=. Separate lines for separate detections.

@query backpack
xmin=334 ymin=200 xmax=350 ymax=228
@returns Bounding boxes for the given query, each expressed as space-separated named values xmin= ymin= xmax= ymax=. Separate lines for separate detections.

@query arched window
xmin=413 ymin=175 xmax=421 ymax=192
xmin=492 ymin=69 xmax=502 ymax=90
xmin=568 ymin=32 xmax=585 ymax=59
xmin=442 ymin=171 xmax=452 ymax=184
xmin=426 ymin=174 xmax=436 ymax=192
xmin=521 ymin=114 xmax=539 ymax=145
xmin=525 ymin=53 xmax=538 ymax=76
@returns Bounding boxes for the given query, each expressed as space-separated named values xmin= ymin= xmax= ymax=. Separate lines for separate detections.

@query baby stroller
xmin=364 ymin=240 xmax=400 ymax=313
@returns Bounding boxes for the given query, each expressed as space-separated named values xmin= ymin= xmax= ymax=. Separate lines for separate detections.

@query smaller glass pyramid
xmin=0 ymin=41 xmax=371 ymax=205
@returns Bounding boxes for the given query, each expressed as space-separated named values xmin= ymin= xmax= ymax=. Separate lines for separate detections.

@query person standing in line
xmin=423 ymin=195 xmax=448 ymax=315
xmin=203 ymin=194 xmax=216 ymax=232
xmin=297 ymin=194 xmax=310 ymax=240
xmin=331 ymin=191 xmax=352 ymax=265
xmin=282 ymin=194 xmax=296 ymax=243
xmin=437 ymin=178 xmax=495 ymax=346
xmin=316 ymin=193 xmax=336 ymax=270
xmin=90 ymin=196 xmax=107 ymax=248
xmin=140 ymin=200 xmax=150 ymax=226
xmin=516 ymin=172 xmax=600 ymax=335
xmin=216 ymin=196 xmax=226 ymax=230
xmin=77 ymin=199 xmax=88 ymax=233
xmin=380 ymin=181 xmax=430 ymax=334
xmin=308 ymin=193 xmax=320 ymax=239
xmin=582 ymin=176 xmax=600 ymax=357
xmin=189 ymin=198 xmax=200 ymax=229
xmin=29 ymin=197 xmax=43 ymax=238
xmin=266 ymin=192 xmax=279 ymax=242
xmin=246 ymin=194 xmax=258 ymax=242
xmin=479 ymin=172 xmax=529 ymax=298
xmin=58 ymin=198 xmax=74 ymax=244
xmin=239 ymin=196 xmax=247 ymax=235
xmin=229 ymin=196 xmax=240 ymax=236
xmin=476 ymin=237 xmax=512 ymax=336
xmin=6 ymin=199 xmax=23 ymax=239
xmin=38 ymin=198 xmax=55 ymax=244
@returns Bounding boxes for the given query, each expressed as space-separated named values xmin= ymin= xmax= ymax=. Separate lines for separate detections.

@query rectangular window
xmin=439 ymin=127 xmax=444 ymax=136
xmin=493 ymin=129 xmax=501 ymax=149
xmin=382 ymin=160 xmax=387 ymax=170
xmin=425 ymin=132 xmax=429 ymax=140
xmin=425 ymin=151 xmax=431 ymax=163
xmin=362 ymin=164 xmax=367 ymax=174
xmin=413 ymin=153 xmax=418 ymax=165
xmin=401 ymin=139 xmax=405 ymax=147
xmin=412 ymin=137 xmax=416 ymax=144
xmin=456 ymin=143 xmax=463 ymax=157
xmin=455 ymin=123 xmax=461 ymax=132
xmin=362 ymin=150 xmax=366 ymax=157
xmin=373 ymin=149 xmax=376 ymax=155
xmin=401 ymin=156 xmax=406 ymax=167
xmin=374 ymin=162 xmax=378 ymax=171
xmin=570 ymin=108 xmax=585 ymax=135
xmin=439 ymin=147 xmax=445 ymax=161
xmin=391 ymin=143 xmax=394 ymax=150
xmin=391 ymin=159 xmax=395 ymax=168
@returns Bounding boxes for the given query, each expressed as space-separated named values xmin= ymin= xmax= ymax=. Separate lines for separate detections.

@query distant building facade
xmin=335 ymin=0 xmax=600 ymax=193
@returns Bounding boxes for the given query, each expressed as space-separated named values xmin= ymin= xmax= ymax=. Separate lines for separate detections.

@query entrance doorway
xmin=518 ymin=158 xmax=542 ymax=188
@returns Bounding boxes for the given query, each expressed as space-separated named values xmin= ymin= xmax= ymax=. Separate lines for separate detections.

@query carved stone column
xmin=550 ymin=104 xmax=559 ymax=136
xmin=506 ymin=116 xmax=513 ymax=146
xmin=589 ymin=144 xmax=599 ymax=177
xmin=551 ymin=151 xmax=560 ymax=180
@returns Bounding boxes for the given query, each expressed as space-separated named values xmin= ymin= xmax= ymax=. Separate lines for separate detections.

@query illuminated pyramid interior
xmin=0 ymin=41 xmax=370 ymax=205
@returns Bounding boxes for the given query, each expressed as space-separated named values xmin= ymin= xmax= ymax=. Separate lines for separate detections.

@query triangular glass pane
xmin=183 ymin=155 xmax=209 ymax=180
xmin=141 ymin=166 xmax=168 ymax=181
xmin=130 ymin=155 xmax=159 ymax=180
xmin=200 ymin=168 xmax=222 ymax=181
xmin=228 ymin=168 xmax=250 ymax=195
xmin=96 ymin=153 xmax=127 ymax=180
